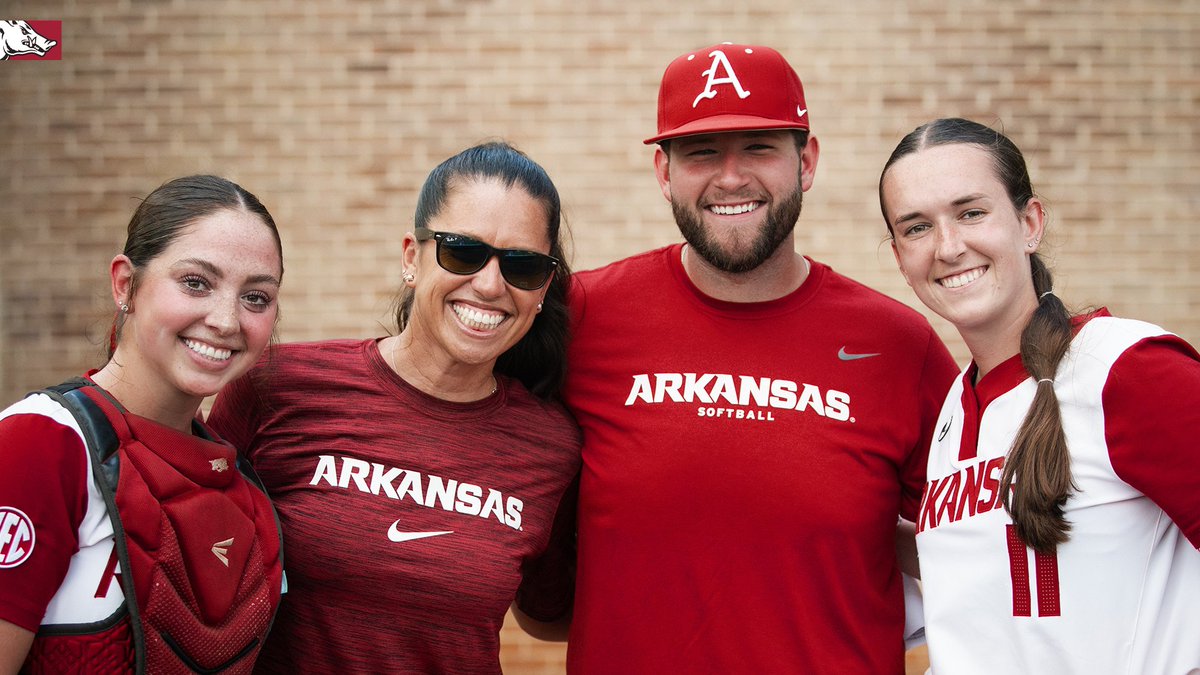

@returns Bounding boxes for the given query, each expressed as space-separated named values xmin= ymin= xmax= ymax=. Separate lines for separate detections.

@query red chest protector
xmin=25 ymin=379 xmax=283 ymax=674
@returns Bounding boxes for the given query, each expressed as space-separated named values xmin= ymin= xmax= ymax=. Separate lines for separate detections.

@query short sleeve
xmin=900 ymin=331 xmax=959 ymax=520
xmin=0 ymin=411 xmax=89 ymax=631
xmin=515 ymin=472 xmax=579 ymax=622
xmin=1104 ymin=336 xmax=1200 ymax=548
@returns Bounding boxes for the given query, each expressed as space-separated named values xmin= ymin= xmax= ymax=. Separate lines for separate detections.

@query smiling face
xmin=401 ymin=177 xmax=552 ymax=373
xmin=655 ymin=130 xmax=818 ymax=273
xmin=882 ymin=143 xmax=1044 ymax=343
xmin=112 ymin=208 xmax=282 ymax=409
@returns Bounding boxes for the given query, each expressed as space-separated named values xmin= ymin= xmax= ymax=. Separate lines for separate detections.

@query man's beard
xmin=672 ymin=183 xmax=803 ymax=274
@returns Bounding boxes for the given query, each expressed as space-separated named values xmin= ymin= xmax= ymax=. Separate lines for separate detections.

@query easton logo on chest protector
xmin=28 ymin=379 xmax=283 ymax=675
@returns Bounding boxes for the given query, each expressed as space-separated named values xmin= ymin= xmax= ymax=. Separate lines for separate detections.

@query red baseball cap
xmin=645 ymin=43 xmax=810 ymax=145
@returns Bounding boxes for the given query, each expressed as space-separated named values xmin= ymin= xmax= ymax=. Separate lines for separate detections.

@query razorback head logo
xmin=1 ymin=20 xmax=59 ymax=60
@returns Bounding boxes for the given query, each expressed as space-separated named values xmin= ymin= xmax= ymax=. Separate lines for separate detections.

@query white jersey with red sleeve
xmin=0 ymin=393 xmax=124 ymax=633
xmin=916 ymin=313 xmax=1200 ymax=674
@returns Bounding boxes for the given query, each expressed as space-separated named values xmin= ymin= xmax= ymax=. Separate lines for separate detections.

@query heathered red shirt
xmin=208 ymin=339 xmax=580 ymax=674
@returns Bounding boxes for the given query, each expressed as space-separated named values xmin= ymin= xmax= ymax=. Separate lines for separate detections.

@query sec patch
xmin=0 ymin=506 xmax=35 ymax=568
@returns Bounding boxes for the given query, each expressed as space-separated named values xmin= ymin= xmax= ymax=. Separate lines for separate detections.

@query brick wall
xmin=3 ymin=1 xmax=1197 ymax=672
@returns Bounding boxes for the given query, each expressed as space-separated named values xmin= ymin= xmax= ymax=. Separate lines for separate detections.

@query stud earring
xmin=119 ymin=302 xmax=130 ymax=312
xmin=402 ymin=272 xmax=415 ymax=283
xmin=536 ymin=302 xmax=543 ymax=313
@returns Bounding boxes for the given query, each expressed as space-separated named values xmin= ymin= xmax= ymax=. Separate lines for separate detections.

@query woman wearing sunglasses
xmin=207 ymin=142 xmax=581 ymax=673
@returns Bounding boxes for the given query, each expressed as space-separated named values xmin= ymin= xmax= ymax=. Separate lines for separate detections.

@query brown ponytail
xmin=998 ymin=253 xmax=1075 ymax=553
xmin=881 ymin=119 xmax=1077 ymax=553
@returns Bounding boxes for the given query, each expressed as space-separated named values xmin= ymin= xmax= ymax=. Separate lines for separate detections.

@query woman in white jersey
xmin=879 ymin=118 xmax=1200 ymax=674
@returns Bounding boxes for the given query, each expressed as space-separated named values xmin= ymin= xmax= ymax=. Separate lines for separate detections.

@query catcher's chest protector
xmin=25 ymin=380 xmax=283 ymax=674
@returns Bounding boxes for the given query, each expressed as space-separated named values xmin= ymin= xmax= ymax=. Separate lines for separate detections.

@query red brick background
xmin=3 ymin=2 xmax=1198 ymax=672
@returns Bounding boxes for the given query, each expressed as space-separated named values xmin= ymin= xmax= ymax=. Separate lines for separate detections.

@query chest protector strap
xmin=37 ymin=379 xmax=283 ymax=674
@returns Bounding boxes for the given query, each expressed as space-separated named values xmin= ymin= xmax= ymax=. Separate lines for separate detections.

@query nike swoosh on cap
xmin=387 ymin=519 xmax=453 ymax=543
xmin=837 ymin=346 xmax=882 ymax=361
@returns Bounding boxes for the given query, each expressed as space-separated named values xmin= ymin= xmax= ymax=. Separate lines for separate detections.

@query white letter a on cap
xmin=693 ymin=49 xmax=751 ymax=108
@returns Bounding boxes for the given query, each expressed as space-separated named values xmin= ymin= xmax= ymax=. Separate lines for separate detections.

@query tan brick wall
xmin=2 ymin=2 xmax=1197 ymax=672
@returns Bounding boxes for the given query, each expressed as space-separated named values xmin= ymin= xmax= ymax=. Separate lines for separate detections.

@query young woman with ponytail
xmin=0 ymin=176 xmax=285 ymax=673
xmin=880 ymin=118 xmax=1200 ymax=674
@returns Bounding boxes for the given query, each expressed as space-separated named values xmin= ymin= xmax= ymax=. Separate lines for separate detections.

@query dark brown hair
xmin=392 ymin=141 xmax=572 ymax=400
xmin=111 ymin=175 xmax=281 ymax=358
xmin=880 ymin=118 xmax=1074 ymax=553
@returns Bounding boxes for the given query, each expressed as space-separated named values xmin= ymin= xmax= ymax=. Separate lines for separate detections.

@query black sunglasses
xmin=415 ymin=228 xmax=560 ymax=291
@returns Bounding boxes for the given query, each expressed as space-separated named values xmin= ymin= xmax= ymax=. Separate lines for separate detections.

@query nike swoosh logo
xmin=387 ymin=520 xmax=453 ymax=543
xmin=838 ymin=347 xmax=881 ymax=361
